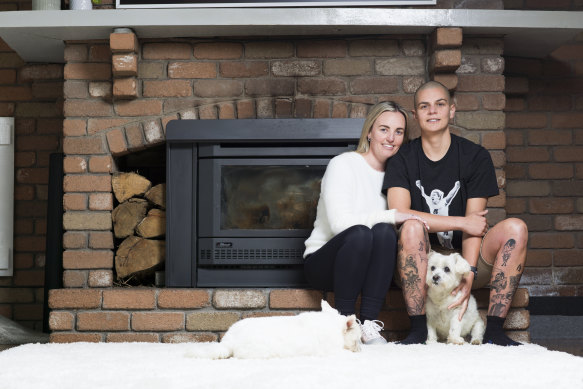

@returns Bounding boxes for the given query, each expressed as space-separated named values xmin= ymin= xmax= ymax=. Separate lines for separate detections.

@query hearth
xmin=166 ymin=118 xmax=364 ymax=287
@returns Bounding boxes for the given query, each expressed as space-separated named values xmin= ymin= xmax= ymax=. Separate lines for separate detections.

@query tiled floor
xmin=530 ymin=338 xmax=583 ymax=356
xmin=529 ymin=315 xmax=583 ymax=357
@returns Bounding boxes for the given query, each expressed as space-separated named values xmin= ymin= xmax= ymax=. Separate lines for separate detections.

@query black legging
xmin=304 ymin=223 xmax=397 ymax=322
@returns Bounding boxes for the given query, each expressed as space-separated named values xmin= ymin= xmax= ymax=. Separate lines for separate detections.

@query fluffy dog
xmin=185 ymin=300 xmax=361 ymax=359
xmin=425 ymin=250 xmax=485 ymax=345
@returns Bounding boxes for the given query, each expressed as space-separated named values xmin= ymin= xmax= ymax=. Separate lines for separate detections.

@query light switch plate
xmin=0 ymin=247 xmax=9 ymax=270
xmin=0 ymin=123 xmax=11 ymax=145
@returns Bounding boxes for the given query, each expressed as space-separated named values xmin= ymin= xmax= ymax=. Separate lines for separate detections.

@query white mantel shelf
xmin=0 ymin=8 xmax=582 ymax=63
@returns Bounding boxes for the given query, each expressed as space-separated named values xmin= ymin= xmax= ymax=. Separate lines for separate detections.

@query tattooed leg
xmin=482 ymin=218 xmax=528 ymax=318
xmin=481 ymin=218 xmax=528 ymax=346
xmin=395 ymin=220 xmax=430 ymax=344
xmin=397 ymin=220 xmax=428 ymax=316
xmin=501 ymin=238 xmax=516 ymax=267
xmin=487 ymin=239 xmax=524 ymax=317
xmin=488 ymin=266 xmax=513 ymax=317
xmin=399 ymin=256 xmax=424 ymax=315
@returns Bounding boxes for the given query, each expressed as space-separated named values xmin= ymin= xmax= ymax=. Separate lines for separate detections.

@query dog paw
xmin=470 ymin=338 xmax=482 ymax=345
xmin=447 ymin=336 xmax=465 ymax=345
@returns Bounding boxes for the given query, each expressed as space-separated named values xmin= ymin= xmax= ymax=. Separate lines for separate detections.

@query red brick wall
xmin=0 ymin=0 xmax=30 ymax=11
xmin=503 ymin=0 xmax=583 ymax=297
xmin=505 ymin=37 xmax=583 ymax=296
xmin=455 ymin=37 xmax=507 ymax=224
xmin=0 ymin=0 xmax=63 ymax=331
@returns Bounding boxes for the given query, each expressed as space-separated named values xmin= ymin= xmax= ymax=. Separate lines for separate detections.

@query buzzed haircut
xmin=414 ymin=81 xmax=451 ymax=107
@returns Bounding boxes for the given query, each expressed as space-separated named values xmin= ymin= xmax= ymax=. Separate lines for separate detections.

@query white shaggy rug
xmin=1 ymin=342 xmax=581 ymax=389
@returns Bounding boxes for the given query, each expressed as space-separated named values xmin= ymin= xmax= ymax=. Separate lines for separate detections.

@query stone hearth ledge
xmin=0 ymin=9 xmax=582 ymax=62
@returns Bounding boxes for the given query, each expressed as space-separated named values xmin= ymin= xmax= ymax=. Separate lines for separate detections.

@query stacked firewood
xmin=111 ymin=172 xmax=165 ymax=281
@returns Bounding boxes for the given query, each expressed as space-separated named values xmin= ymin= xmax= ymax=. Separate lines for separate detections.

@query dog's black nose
xmin=433 ymin=275 xmax=440 ymax=282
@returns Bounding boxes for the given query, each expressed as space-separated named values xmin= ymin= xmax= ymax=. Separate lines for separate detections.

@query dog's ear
xmin=427 ymin=250 xmax=436 ymax=261
xmin=321 ymin=300 xmax=337 ymax=314
xmin=453 ymin=253 xmax=471 ymax=275
xmin=345 ymin=314 xmax=358 ymax=330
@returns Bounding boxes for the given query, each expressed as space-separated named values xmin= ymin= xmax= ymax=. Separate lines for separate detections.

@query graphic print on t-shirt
xmin=416 ymin=179 xmax=460 ymax=249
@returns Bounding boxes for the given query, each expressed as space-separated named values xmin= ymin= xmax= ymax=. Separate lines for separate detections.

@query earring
xmin=367 ymin=137 xmax=371 ymax=142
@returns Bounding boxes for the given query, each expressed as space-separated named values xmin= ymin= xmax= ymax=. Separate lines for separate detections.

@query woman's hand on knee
xmin=395 ymin=212 xmax=430 ymax=231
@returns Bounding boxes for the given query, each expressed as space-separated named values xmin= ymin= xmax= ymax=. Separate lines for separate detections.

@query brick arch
xmin=98 ymin=96 xmax=392 ymax=159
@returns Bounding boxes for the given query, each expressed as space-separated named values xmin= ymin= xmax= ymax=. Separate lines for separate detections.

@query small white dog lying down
xmin=425 ymin=250 xmax=485 ymax=345
xmin=185 ymin=300 xmax=361 ymax=359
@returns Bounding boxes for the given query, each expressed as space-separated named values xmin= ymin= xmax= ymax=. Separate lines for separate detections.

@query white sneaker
xmin=360 ymin=320 xmax=387 ymax=345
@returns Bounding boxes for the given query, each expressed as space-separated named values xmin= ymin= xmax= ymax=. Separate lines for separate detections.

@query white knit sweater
xmin=303 ymin=152 xmax=396 ymax=258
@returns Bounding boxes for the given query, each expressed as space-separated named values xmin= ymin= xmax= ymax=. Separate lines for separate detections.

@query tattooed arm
xmin=461 ymin=197 xmax=487 ymax=267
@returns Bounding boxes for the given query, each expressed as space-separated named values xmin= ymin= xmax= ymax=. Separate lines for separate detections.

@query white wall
xmin=0 ymin=117 xmax=14 ymax=277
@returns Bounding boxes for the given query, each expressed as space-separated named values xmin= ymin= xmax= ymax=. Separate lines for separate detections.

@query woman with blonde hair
xmin=304 ymin=101 xmax=427 ymax=345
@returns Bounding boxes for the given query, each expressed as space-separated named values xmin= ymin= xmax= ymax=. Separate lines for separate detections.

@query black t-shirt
xmin=382 ymin=134 xmax=499 ymax=250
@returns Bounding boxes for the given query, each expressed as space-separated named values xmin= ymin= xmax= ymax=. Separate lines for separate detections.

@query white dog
xmin=185 ymin=300 xmax=361 ymax=359
xmin=425 ymin=250 xmax=485 ymax=345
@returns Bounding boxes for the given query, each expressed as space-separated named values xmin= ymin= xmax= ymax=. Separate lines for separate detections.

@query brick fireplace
xmin=42 ymin=26 xmax=533 ymax=343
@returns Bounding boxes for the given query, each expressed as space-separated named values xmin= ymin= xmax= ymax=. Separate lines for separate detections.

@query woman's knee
xmin=342 ymin=224 xmax=373 ymax=248
xmin=371 ymin=222 xmax=395 ymax=235
xmin=345 ymin=224 xmax=372 ymax=240
xmin=371 ymin=223 xmax=397 ymax=241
